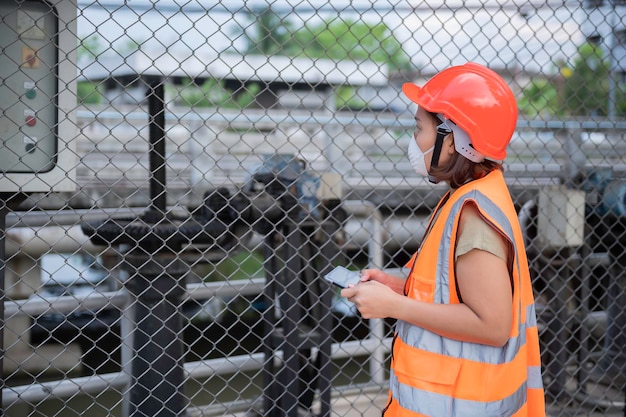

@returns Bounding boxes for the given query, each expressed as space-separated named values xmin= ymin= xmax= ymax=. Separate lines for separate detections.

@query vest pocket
xmin=408 ymin=274 xmax=435 ymax=303
xmin=400 ymin=354 xmax=462 ymax=387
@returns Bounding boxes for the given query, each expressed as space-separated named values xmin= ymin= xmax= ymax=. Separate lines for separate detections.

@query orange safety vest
xmin=384 ymin=170 xmax=546 ymax=417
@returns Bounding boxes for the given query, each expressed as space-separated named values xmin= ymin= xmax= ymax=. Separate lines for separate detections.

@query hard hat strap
xmin=428 ymin=121 xmax=452 ymax=184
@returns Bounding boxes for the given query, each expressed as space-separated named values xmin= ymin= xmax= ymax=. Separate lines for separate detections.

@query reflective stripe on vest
xmin=389 ymin=368 xmax=527 ymax=416
xmin=387 ymin=171 xmax=545 ymax=417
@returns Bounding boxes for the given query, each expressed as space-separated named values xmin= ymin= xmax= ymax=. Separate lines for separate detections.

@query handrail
xmin=4 ymin=279 xmax=266 ymax=318
xmin=3 ymin=336 xmax=392 ymax=406
xmin=76 ymin=106 xmax=626 ymax=130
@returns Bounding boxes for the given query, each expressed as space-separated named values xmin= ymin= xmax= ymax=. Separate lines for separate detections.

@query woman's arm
xmin=342 ymin=250 xmax=512 ymax=347
xmin=342 ymin=206 xmax=513 ymax=347
xmin=343 ymin=203 xmax=514 ymax=347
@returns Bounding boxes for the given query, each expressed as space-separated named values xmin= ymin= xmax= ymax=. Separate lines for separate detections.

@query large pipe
xmin=4 ymin=212 xmax=430 ymax=257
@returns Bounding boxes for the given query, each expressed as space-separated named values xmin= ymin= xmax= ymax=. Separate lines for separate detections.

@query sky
xmin=75 ymin=0 xmax=585 ymax=74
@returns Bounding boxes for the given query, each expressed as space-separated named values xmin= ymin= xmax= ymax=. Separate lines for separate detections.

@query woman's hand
xmin=360 ymin=268 xmax=406 ymax=294
xmin=340 ymin=280 xmax=403 ymax=319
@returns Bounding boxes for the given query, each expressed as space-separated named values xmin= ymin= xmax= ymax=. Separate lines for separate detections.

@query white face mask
xmin=407 ymin=138 xmax=434 ymax=177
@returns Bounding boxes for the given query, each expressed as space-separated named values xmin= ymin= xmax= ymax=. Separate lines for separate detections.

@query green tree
xmin=519 ymin=42 xmax=626 ymax=118
xmin=562 ymin=42 xmax=609 ymax=116
xmin=238 ymin=6 xmax=294 ymax=55
xmin=518 ymin=79 xmax=560 ymax=118
xmin=77 ymin=35 xmax=146 ymax=105
xmin=290 ymin=18 xmax=412 ymax=72
xmin=235 ymin=10 xmax=411 ymax=71
xmin=77 ymin=35 xmax=103 ymax=104
xmin=78 ymin=34 xmax=102 ymax=60
xmin=174 ymin=78 xmax=260 ymax=109
xmin=289 ymin=18 xmax=412 ymax=110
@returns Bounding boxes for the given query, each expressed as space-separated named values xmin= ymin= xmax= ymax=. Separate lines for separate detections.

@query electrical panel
xmin=0 ymin=0 xmax=77 ymax=193
xmin=537 ymin=186 xmax=586 ymax=249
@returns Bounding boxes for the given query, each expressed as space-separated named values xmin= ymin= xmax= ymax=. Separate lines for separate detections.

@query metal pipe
xmin=342 ymin=200 xmax=388 ymax=384
xmin=3 ymin=336 xmax=392 ymax=406
xmin=1 ymin=193 xmax=26 ymax=414
xmin=122 ymin=251 xmax=187 ymax=417
xmin=147 ymin=78 xmax=167 ymax=215
xmin=4 ymin=279 xmax=264 ymax=318
xmin=4 ymin=213 xmax=430 ymax=257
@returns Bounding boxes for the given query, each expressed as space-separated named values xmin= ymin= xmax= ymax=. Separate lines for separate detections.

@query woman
xmin=341 ymin=62 xmax=546 ymax=417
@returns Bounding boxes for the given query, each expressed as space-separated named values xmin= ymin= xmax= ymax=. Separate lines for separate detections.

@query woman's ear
xmin=445 ymin=133 xmax=457 ymax=155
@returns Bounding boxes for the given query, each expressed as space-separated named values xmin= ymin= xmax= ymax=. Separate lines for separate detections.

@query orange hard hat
xmin=402 ymin=62 xmax=518 ymax=161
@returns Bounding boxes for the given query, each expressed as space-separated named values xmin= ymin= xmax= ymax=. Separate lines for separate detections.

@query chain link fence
xmin=1 ymin=1 xmax=626 ymax=416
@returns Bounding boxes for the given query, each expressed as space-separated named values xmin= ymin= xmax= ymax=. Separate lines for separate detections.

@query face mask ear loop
xmin=427 ymin=123 xmax=451 ymax=184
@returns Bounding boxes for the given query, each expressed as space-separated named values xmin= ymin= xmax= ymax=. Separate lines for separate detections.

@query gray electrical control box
xmin=537 ymin=186 xmax=586 ymax=250
xmin=0 ymin=0 xmax=77 ymax=192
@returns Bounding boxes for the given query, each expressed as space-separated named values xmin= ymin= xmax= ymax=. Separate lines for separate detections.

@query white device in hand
xmin=324 ymin=266 xmax=361 ymax=289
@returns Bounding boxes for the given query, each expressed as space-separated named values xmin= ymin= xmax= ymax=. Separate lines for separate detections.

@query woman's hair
xmin=430 ymin=151 xmax=502 ymax=188
xmin=426 ymin=111 xmax=502 ymax=188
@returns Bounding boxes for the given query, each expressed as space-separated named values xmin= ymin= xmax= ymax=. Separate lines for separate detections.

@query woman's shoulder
xmin=456 ymin=203 xmax=509 ymax=261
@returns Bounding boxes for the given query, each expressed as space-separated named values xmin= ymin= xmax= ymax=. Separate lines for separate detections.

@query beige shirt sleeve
xmin=455 ymin=203 xmax=509 ymax=262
